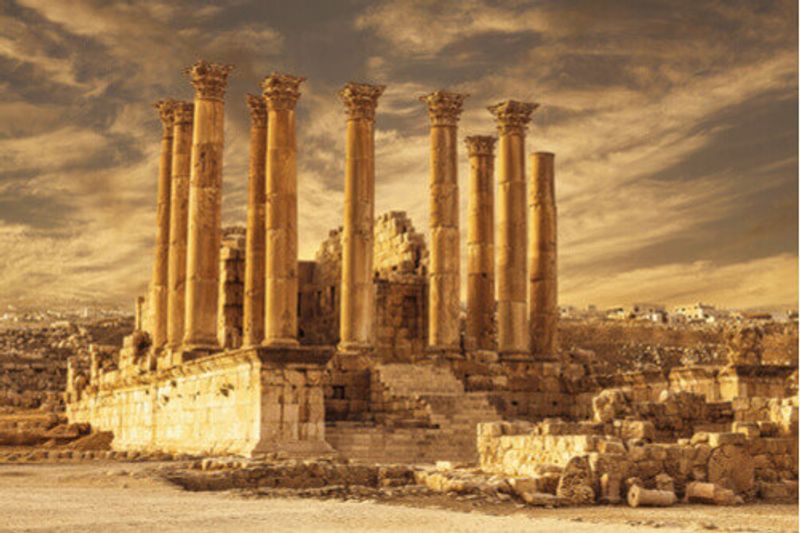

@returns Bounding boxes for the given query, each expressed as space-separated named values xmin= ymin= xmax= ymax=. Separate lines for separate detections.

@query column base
xmin=178 ymin=345 xmax=221 ymax=363
xmin=261 ymin=337 xmax=300 ymax=349
xmin=336 ymin=341 xmax=374 ymax=356
xmin=257 ymin=344 xmax=334 ymax=366
xmin=498 ymin=350 xmax=534 ymax=362
xmin=424 ymin=345 xmax=464 ymax=360
xmin=467 ymin=349 xmax=500 ymax=364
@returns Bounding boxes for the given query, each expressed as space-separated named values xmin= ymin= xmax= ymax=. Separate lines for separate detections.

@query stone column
xmin=420 ymin=91 xmax=466 ymax=357
xmin=166 ymin=101 xmax=193 ymax=352
xmin=150 ymin=99 xmax=176 ymax=351
xmin=182 ymin=60 xmax=233 ymax=352
xmin=260 ymin=74 xmax=304 ymax=347
xmin=465 ymin=135 xmax=496 ymax=352
xmin=338 ymin=82 xmax=385 ymax=353
xmin=488 ymin=100 xmax=538 ymax=360
xmin=134 ymin=296 xmax=145 ymax=331
xmin=243 ymin=94 xmax=267 ymax=346
xmin=529 ymin=152 xmax=558 ymax=359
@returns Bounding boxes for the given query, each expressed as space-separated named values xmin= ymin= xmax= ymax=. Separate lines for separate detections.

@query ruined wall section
xmin=299 ymin=228 xmax=342 ymax=345
xmin=298 ymin=211 xmax=429 ymax=360
xmin=218 ymin=228 xmax=245 ymax=350
xmin=373 ymin=211 xmax=428 ymax=362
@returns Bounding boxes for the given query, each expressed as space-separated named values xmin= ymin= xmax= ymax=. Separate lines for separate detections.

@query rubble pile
xmin=475 ymin=390 xmax=798 ymax=506
xmin=0 ymin=319 xmax=129 ymax=411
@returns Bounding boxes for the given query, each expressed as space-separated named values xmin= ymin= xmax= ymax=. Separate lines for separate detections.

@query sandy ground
xmin=0 ymin=463 xmax=797 ymax=533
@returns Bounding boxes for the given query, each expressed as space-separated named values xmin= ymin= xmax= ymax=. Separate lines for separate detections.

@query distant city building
xmin=673 ymin=303 xmax=722 ymax=323
xmin=559 ymin=305 xmax=577 ymax=319
xmin=606 ymin=306 xmax=629 ymax=320
xmin=631 ymin=302 xmax=668 ymax=323
xmin=741 ymin=311 xmax=774 ymax=321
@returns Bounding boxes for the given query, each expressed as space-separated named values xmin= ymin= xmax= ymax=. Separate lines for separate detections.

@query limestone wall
xmin=68 ymin=351 xmax=260 ymax=455
xmin=299 ymin=211 xmax=429 ymax=360
xmin=478 ymin=420 xmax=798 ymax=498
xmin=67 ymin=347 xmax=331 ymax=457
xmin=218 ymin=230 xmax=245 ymax=349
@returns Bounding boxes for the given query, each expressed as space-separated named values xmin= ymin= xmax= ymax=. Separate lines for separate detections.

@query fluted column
xmin=183 ymin=60 xmax=233 ymax=352
xmin=338 ymin=82 xmax=385 ymax=353
xmin=465 ymin=135 xmax=496 ymax=352
xmin=243 ymin=94 xmax=267 ymax=346
xmin=166 ymin=101 xmax=194 ymax=351
xmin=529 ymin=152 xmax=557 ymax=360
xmin=420 ymin=91 xmax=466 ymax=356
xmin=151 ymin=99 xmax=176 ymax=350
xmin=489 ymin=100 xmax=538 ymax=360
xmin=261 ymin=74 xmax=304 ymax=347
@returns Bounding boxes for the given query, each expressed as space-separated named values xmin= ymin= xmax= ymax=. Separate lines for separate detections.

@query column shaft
xmin=421 ymin=91 xmax=466 ymax=355
xmin=166 ymin=101 xmax=194 ymax=350
xmin=261 ymin=74 xmax=304 ymax=346
xmin=489 ymin=100 xmax=538 ymax=359
xmin=465 ymin=136 xmax=496 ymax=352
xmin=529 ymin=152 xmax=557 ymax=359
xmin=183 ymin=61 xmax=233 ymax=351
xmin=243 ymin=95 xmax=267 ymax=346
xmin=338 ymin=82 xmax=385 ymax=352
xmin=150 ymin=100 xmax=175 ymax=350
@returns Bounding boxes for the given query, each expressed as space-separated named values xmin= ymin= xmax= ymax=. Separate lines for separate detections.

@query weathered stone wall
xmin=66 ymin=347 xmax=331 ymax=457
xmin=218 ymin=230 xmax=245 ymax=350
xmin=478 ymin=420 xmax=798 ymax=499
xmin=298 ymin=211 xmax=429 ymax=360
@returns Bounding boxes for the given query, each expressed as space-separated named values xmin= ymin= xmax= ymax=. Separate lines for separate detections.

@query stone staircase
xmin=326 ymin=363 xmax=501 ymax=463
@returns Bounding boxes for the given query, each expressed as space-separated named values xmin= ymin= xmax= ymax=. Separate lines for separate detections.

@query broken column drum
xmin=338 ymin=82 xmax=385 ymax=353
xmin=421 ymin=90 xmax=467 ymax=357
xmin=182 ymin=60 xmax=233 ymax=352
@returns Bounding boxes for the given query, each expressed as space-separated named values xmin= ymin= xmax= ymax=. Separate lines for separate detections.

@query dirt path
xmin=0 ymin=463 xmax=796 ymax=532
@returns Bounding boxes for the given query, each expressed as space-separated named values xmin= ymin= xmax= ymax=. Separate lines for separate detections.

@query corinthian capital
xmin=154 ymin=99 xmax=177 ymax=136
xmin=420 ymin=90 xmax=467 ymax=127
xmin=261 ymin=73 xmax=305 ymax=111
xmin=185 ymin=60 xmax=234 ymax=101
xmin=464 ymin=135 xmax=496 ymax=157
xmin=172 ymin=101 xmax=194 ymax=125
xmin=339 ymin=82 xmax=385 ymax=121
xmin=245 ymin=93 xmax=267 ymax=127
xmin=488 ymin=100 xmax=539 ymax=135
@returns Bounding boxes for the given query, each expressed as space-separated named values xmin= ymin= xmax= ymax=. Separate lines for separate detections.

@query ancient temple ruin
xmin=64 ymin=60 xmax=796 ymax=500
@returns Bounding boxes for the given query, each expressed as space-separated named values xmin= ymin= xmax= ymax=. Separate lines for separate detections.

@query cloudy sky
xmin=1 ymin=0 xmax=797 ymax=311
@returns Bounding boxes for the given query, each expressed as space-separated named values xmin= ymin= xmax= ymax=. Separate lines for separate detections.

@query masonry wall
xmin=297 ymin=211 xmax=429 ymax=360
xmin=67 ymin=348 xmax=331 ymax=457
xmin=68 ymin=351 xmax=261 ymax=455
xmin=218 ymin=230 xmax=245 ymax=349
